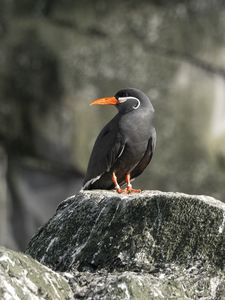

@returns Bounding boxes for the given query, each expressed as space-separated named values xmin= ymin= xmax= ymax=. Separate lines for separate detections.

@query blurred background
xmin=1 ymin=0 xmax=225 ymax=251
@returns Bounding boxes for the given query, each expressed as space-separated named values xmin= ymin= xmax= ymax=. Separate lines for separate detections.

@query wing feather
xmin=131 ymin=127 xmax=156 ymax=180
xmin=83 ymin=117 xmax=125 ymax=189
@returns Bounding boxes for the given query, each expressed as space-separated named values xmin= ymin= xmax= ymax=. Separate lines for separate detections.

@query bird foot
xmin=115 ymin=188 xmax=126 ymax=194
xmin=114 ymin=187 xmax=141 ymax=194
xmin=126 ymin=187 xmax=141 ymax=194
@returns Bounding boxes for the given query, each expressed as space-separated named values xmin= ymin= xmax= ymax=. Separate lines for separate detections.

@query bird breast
xmin=119 ymin=109 xmax=152 ymax=144
xmin=115 ymin=110 xmax=152 ymax=173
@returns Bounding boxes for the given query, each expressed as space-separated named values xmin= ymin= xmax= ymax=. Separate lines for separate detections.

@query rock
xmin=0 ymin=246 xmax=73 ymax=300
xmin=64 ymin=268 xmax=225 ymax=300
xmin=26 ymin=190 xmax=225 ymax=299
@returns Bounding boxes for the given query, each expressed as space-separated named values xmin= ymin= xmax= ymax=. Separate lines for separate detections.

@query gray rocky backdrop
xmin=0 ymin=0 xmax=225 ymax=250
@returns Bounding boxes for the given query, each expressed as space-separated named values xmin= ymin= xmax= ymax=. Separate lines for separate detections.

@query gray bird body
xmin=83 ymin=88 xmax=156 ymax=190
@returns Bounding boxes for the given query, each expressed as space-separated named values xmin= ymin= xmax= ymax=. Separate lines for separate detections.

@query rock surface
xmin=0 ymin=246 xmax=73 ymax=300
xmin=26 ymin=190 xmax=225 ymax=299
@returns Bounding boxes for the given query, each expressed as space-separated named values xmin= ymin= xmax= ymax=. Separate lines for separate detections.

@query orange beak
xmin=90 ymin=96 xmax=119 ymax=106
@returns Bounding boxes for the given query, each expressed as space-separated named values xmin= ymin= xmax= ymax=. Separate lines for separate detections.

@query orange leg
xmin=112 ymin=172 xmax=124 ymax=193
xmin=125 ymin=174 xmax=141 ymax=193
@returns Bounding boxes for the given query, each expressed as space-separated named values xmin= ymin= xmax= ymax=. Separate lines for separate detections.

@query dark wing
xmin=131 ymin=127 xmax=156 ymax=180
xmin=83 ymin=117 xmax=125 ymax=189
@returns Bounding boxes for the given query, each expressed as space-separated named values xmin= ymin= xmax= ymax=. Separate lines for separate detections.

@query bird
xmin=82 ymin=88 xmax=156 ymax=193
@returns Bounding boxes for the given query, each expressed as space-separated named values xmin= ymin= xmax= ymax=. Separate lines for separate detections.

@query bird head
xmin=90 ymin=88 xmax=154 ymax=114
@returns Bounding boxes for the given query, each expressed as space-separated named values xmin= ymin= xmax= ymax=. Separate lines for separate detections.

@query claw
xmin=116 ymin=187 xmax=124 ymax=194
xmin=126 ymin=186 xmax=141 ymax=193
